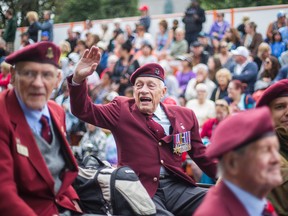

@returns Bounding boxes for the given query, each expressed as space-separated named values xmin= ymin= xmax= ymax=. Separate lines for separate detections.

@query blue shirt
xmin=224 ymin=180 xmax=267 ymax=216
xmin=15 ymin=90 xmax=51 ymax=136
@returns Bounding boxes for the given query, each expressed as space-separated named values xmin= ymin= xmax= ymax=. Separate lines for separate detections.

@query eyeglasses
xmin=17 ymin=70 xmax=56 ymax=82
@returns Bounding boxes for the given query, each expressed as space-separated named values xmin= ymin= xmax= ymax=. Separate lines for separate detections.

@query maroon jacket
xmin=194 ymin=181 xmax=250 ymax=216
xmin=68 ymin=76 xmax=217 ymax=197
xmin=0 ymin=89 xmax=81 ymax=215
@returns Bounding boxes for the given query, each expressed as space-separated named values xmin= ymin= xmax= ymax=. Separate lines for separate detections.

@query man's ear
xmin=9 ymin=65 xmax=16 ymax=85
xmin=55 ymin=69 xmax=62 ymax=89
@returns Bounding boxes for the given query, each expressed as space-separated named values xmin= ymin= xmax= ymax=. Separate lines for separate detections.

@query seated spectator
xmin=134 ymin=24 xmax=154 ymax=52
xmin=270 ymin=30 xmax=286 ymax=58
xmin=91 ymin=72 xmax=113 ymax=104
xmin=19 ymin=32 xmax=34 ymax=49
xmin=225 ymin=80 xmax=255 ymax=113
xmin=169 ymin=27 xmax=188 ymax=58
xmin=197 ymin=32 xmax=214 ymax=56
xmin=100 ymin=54 xmax=118 ymax=79
xmin=210 ymin=68 xmax=231 ymax=102
xmin=96 ymin=41 xmax=109 ymax=76
xmin=190 ymin=41 xmax=209 ymax=66
xmin=0 ymin=61 xmax=11 ymax=92
xmin=201 ymin=99 xmax=230 ymax=140
xmin=186 ymin=83 xmax=216 ymax=128
xmin=254 ymin=42 xmax=271 ymax=77
xmin=255 ymin=55 xmax=280 ymax=92
xmin=266 ymin=10 xmax=287 ymax=43
xmin=273 ymin=64 xmax=288 ymax=82
xmin=223 ymin=27 xmax=241 ymax=51
xmin=230 ymin=46 xmax=258 ymax=94
xmin=185 ymin=63 xmax=216 ymax=100
xmin=218 ymin=40 xmax=235 ymax=71
xmin=243 ymin=21 xmax=263 ymax=59
xmin=175 ymin=55 xmax=195 ymax=96
xmin=124 ymin=24 xmax=136 ymax=44
xmin=170 ymin=19 xmax=179 ymax=42
xmin=40 ymin=31 xmax=49 ymax=41
xmin=207 ymin=55 xmax=222 ymax=83
xmin=237 ymin=15 xmax=250 ymax=39
xmin=209 ymin=12 xmax=230 ymax=41
xmin=278 ymin=50 xmax=288 ymax=66
xmin=137 ymin=43 xmax=158 ymax=66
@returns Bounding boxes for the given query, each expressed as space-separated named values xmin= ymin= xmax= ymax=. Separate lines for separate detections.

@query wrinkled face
xmin=235 ymin=135 xmax=282 ymax=197
xmin=11 ymin=62 xmax=60 ymax=110
xmin=133 ymin=77 xmax=166 ymax=115
xmin=269 ymin=97 xmax=288 ymax=130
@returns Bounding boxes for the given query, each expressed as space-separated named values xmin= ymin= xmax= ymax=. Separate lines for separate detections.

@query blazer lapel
xmin=7 ymin=90 xmax=55 ymax=191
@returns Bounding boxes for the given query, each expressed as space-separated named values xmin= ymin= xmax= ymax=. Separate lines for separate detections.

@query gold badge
xmin=46 ymin=47 xmax=54 ymax=59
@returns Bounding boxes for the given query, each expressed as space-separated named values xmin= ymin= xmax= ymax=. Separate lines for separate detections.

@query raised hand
xmin=72 ymin=46 xmax=101 ymax=84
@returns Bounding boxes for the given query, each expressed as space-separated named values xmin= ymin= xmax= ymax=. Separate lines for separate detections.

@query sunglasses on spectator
xmin=265 ymin=61 xmax=271 ymax=64
xmin=215 ymin=103 xmax=227 ymax=107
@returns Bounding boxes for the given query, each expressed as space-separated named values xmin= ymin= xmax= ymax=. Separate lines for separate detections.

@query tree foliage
xmin=1 ymin=0 xmax=288 ymax=28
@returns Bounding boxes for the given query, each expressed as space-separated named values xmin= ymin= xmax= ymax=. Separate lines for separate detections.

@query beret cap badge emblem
xmin=155 ymin=68 xmax=160 ymax=75
xmin=46 ymin=47 xmax=54 ymax=59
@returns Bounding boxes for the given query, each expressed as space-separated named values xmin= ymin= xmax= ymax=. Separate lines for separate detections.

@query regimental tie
xmin=40 ymin=115 xmax=52 ymax=144
xmin=262 ymin=201 xmax=276 ymax=216
xmin=146 ymin=115 xmax=166 ymax=140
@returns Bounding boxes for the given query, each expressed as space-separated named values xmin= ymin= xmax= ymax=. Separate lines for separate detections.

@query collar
xmin=153 ymin=104 xmax=164 ymax=121
xmin=223 ymin=179 xmax=266 ymax=216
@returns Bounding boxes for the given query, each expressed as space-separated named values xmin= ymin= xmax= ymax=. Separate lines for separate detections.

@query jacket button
xmin=160 ymin=160 xmax=164 ymax=164
xmin=153 ymin=177 xmax=158 ymax=182
xmin=55 ymin=198 xmax=58 ymax=203
xmin=158 ymin=142 xmax=162 ymax=146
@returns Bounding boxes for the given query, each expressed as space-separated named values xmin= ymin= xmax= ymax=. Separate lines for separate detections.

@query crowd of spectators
xmin=1 ymin=2 xmax=288 ymax=179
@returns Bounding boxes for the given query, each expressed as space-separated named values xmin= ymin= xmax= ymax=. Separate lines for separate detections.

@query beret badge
xmin=46 ymin=47 xmax=54 ymax=59
xmin=155 ymin=68 xmax=160 ymax=75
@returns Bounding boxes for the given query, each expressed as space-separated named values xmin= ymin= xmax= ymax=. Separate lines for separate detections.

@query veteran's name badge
xmin=16 ymin=139 xmax=29 ymax=157
xmin=173 ymin=131 xmax=191 ymax=155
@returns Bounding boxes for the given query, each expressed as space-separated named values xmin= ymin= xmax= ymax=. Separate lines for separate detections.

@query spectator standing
xmin=182 ymin=0 xmax=206 ymax=47
xmin=209 ymin=12 xmax=230 ymax=41
xmin=68 ymin=55 xmax=217 ymax=215
xmin=41 ymin=10 xmax=53 ymax=42
xmin=195 ymin=107 xmax=282 ymax=216
xmin=139 ymin=5 xmax=151 ymax=32
xmin=26 ymin=11 xmax=41 ymax=43
xmin=0 ymin=41 xmax=82 ymax=215
xmin=3 ymin=9 xmax=17 ymax=53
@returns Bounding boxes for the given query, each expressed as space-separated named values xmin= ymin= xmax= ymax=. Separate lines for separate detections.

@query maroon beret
xmin=5 ymin=41 xmax=60 ymax=67
xmin=206 ymin=107 xmax=275 ymax=159
xmin=130 ymin=63 xmax=165 ymax=85
xmin=256 ymin=79 xmax=288 ymax=107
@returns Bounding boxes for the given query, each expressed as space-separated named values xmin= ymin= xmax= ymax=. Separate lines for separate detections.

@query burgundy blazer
xmin=68 ymin=76 xmax=217 ymax=197
xmin=0 ymin=89 xmax=81 ymax=215
xmin=194 ymin=181 xmax=250 ymax=216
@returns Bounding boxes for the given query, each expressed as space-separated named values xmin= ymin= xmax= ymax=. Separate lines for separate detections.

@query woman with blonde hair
xmin=210 ymin=68 xmax=232 ymax=101
xmin=26 ymin=11 xmax=40 ymax=42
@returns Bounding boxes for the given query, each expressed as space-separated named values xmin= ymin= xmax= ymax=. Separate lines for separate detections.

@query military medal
xmin=173 ymin=131 xmax=191 ymax=155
